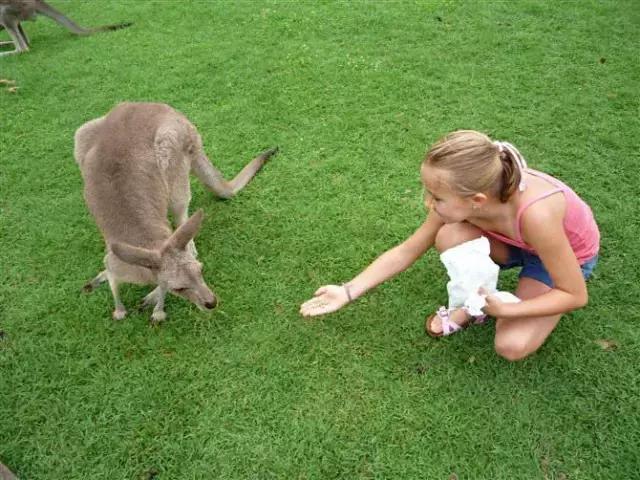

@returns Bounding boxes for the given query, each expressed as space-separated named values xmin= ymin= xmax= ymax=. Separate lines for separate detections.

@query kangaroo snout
xmin=191 ymin=284 xmax=216 ymax=311
xmin=204 ymin=298 xmax=217 ymax=310
xmin=200 ymin=288 xmax=217 ymax=310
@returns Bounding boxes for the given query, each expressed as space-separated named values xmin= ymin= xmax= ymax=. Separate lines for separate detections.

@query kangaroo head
xmin=111 ymin=210 xmax=217 ymax=310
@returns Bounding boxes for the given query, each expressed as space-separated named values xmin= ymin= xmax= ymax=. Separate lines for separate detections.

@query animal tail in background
xmin=0 ymin=461 xmax=19 ymax=480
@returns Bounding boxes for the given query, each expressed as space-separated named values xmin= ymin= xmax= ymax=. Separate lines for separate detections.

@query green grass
xmin=1 ymin=1 xmax=639 ymax=478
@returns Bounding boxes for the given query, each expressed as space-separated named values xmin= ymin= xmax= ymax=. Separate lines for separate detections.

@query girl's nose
xmin=424 ymin=197 xmax=434 ymax=210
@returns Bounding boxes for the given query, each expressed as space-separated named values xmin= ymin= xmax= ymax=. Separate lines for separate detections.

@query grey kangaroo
xmin=75 ymin=102 xmax=278 ymax=323
xmin=0 ymin=0 xmax=131 ymax=56
xmin=0 ymin=461 xmax=18 ymax=480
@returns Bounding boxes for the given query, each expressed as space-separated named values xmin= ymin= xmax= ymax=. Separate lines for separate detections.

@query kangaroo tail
xmin=92 ymin=22 xmax=133 ymax=33
xmin=192 ymin=147 xmax=279 ymax=200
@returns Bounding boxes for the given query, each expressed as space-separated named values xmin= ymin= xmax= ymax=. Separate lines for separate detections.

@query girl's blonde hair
xmin=423 ymin=130 xmax=526 ymax=202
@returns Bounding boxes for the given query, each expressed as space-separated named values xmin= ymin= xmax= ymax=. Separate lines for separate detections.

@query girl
xmin=300 ymin=130 xmax=599 ymax=361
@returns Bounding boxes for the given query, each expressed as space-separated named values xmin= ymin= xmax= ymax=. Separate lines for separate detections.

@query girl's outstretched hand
xmin=300 ymin=285 xmax=350 ymax=317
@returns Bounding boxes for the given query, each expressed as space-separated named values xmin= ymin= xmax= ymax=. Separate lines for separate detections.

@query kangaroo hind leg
xmin=156 ymin=124 xmax=198 ymax=256
xmin=0 ymin=20 xmax=29 ymax=56
xmin=83 ymin=270 xmax=108 ymax=293
xmin=74 ymin=116 xmax=105 ymax=167
xmin=168 ymin=179 xmax=198 ymax=257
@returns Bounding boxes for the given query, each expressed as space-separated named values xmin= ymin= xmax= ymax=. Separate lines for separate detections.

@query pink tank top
xmin=482 ymin=169 xmax=600 ymax=264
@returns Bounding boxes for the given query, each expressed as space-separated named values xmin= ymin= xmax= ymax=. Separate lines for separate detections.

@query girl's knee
xmin=434 ymin=222 xmax=482 ymax=253
xmin=494 ymin=331 xmax=538 ymax=362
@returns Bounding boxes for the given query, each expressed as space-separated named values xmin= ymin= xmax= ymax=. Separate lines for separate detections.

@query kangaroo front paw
xmin=112 ymin=308 xmax=127 ymax=320
xmin=137 ymin=297 xmax=155 ymax=312
xmin=139 ymin=288 xmax=162 ymax=311
xmin=150 ymin=310 xmax=166 ymax=324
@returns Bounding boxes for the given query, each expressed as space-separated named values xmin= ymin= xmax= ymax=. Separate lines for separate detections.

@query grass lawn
xmin=1 ymin=1 xmax=639 ymax=478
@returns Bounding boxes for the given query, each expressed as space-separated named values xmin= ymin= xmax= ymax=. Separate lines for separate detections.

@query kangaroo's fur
xmin=75 ymin=102 xmax=278 ymax=323
xmin=0 ymin=0 xmax=131 ymax=56
xmin=0 ymin=461 xmax=18 ymax=480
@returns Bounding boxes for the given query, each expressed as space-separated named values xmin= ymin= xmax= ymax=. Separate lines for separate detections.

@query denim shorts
xmin=499 ymin=246 xmax=598 ymax=288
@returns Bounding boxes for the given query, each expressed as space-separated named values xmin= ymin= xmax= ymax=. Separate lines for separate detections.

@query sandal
xmin=424 ymin=306 xmax=488 ymax=337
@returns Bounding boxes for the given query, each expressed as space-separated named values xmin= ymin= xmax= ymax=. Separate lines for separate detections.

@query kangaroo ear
xmin=111 ymin=242 xmax=161 ymax=269
xmin=167 ymin=209 xmax=204 ymax=250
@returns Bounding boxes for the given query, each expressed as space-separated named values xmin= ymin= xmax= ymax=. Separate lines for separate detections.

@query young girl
xmin=300 ymin=130 xmax=599 ymax=361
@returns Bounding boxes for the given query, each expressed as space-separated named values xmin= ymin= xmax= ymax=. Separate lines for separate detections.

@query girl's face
xmin=421 ymin=165 xmax=475 ymax=223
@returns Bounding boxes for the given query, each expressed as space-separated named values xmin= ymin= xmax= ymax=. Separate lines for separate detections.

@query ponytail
xmin=494 ymin=141 xmax=528 ymax=202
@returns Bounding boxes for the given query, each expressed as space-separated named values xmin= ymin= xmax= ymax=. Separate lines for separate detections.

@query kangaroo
xmin=0 ymin=0 xmax=131 ymax=56
xmin=75 ymin=102 xmax=278 ymax=323
xmin=0 ymin=461 xmax=18 ymax=480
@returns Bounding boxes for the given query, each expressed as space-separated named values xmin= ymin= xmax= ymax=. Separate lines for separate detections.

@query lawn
xmin=1 ymin=1 xmax=639 ymax=478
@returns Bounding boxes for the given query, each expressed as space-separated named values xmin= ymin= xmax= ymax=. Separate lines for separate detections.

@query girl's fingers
xmin=300 ymin=296 xmax=335 ymax=316
xmin=301 ymin=285 xmax=344 ymax=317
xmin=300 ymin=298 xmax=325 ymax=312
xmin=301 ymin=295 xmax=325 ymax=309
xmin=314 ymin=286 xmax=328 ymax=296
xmin=304 ymin=309 xmax=323 ymax=317
xmin=299 ymin=301 xmax=314 ymax=313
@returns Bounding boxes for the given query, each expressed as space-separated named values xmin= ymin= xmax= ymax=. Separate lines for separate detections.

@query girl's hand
xmin=482 ymin=293 xmax=519 ymax=318
xmin=300 ymin=285 xmax=350 ymax=317
xmin=482 ymin=293 xmax=506 ymax=317
xmin=478 ymin=288 xmax=521 ymax=318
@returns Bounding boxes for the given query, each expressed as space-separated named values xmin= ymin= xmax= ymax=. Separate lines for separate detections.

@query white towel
xmin=439 ymin=236 xmax=521 ymax=315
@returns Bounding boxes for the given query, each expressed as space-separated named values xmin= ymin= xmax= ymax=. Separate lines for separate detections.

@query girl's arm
xmin=345 ymin=211 xmax=443 ymax=299
xmin=300 ymin=211 xmax=443 ymax=317
xmin=490 ymin=201 xmax=588 ymax=319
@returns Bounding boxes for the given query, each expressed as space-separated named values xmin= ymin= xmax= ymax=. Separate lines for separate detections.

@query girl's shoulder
xmin=522 ymin=170 xmax=567 ymax=195
xmin=520 ymin=194 xmax=565 ymax=227
xmin=518 ymin=173 xmax=567 ymax=243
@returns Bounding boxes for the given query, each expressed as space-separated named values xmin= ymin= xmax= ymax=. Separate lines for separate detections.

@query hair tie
xmin=494 ymin=141 xmax=527 ymax=191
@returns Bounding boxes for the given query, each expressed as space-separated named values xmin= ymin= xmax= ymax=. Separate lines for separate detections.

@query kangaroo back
xmin=76 ymin=102 xmax=186 ymax=248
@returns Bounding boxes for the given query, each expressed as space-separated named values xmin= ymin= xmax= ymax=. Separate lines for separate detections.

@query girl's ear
xmin=471 ymin=192 xmax=488 ymax=209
